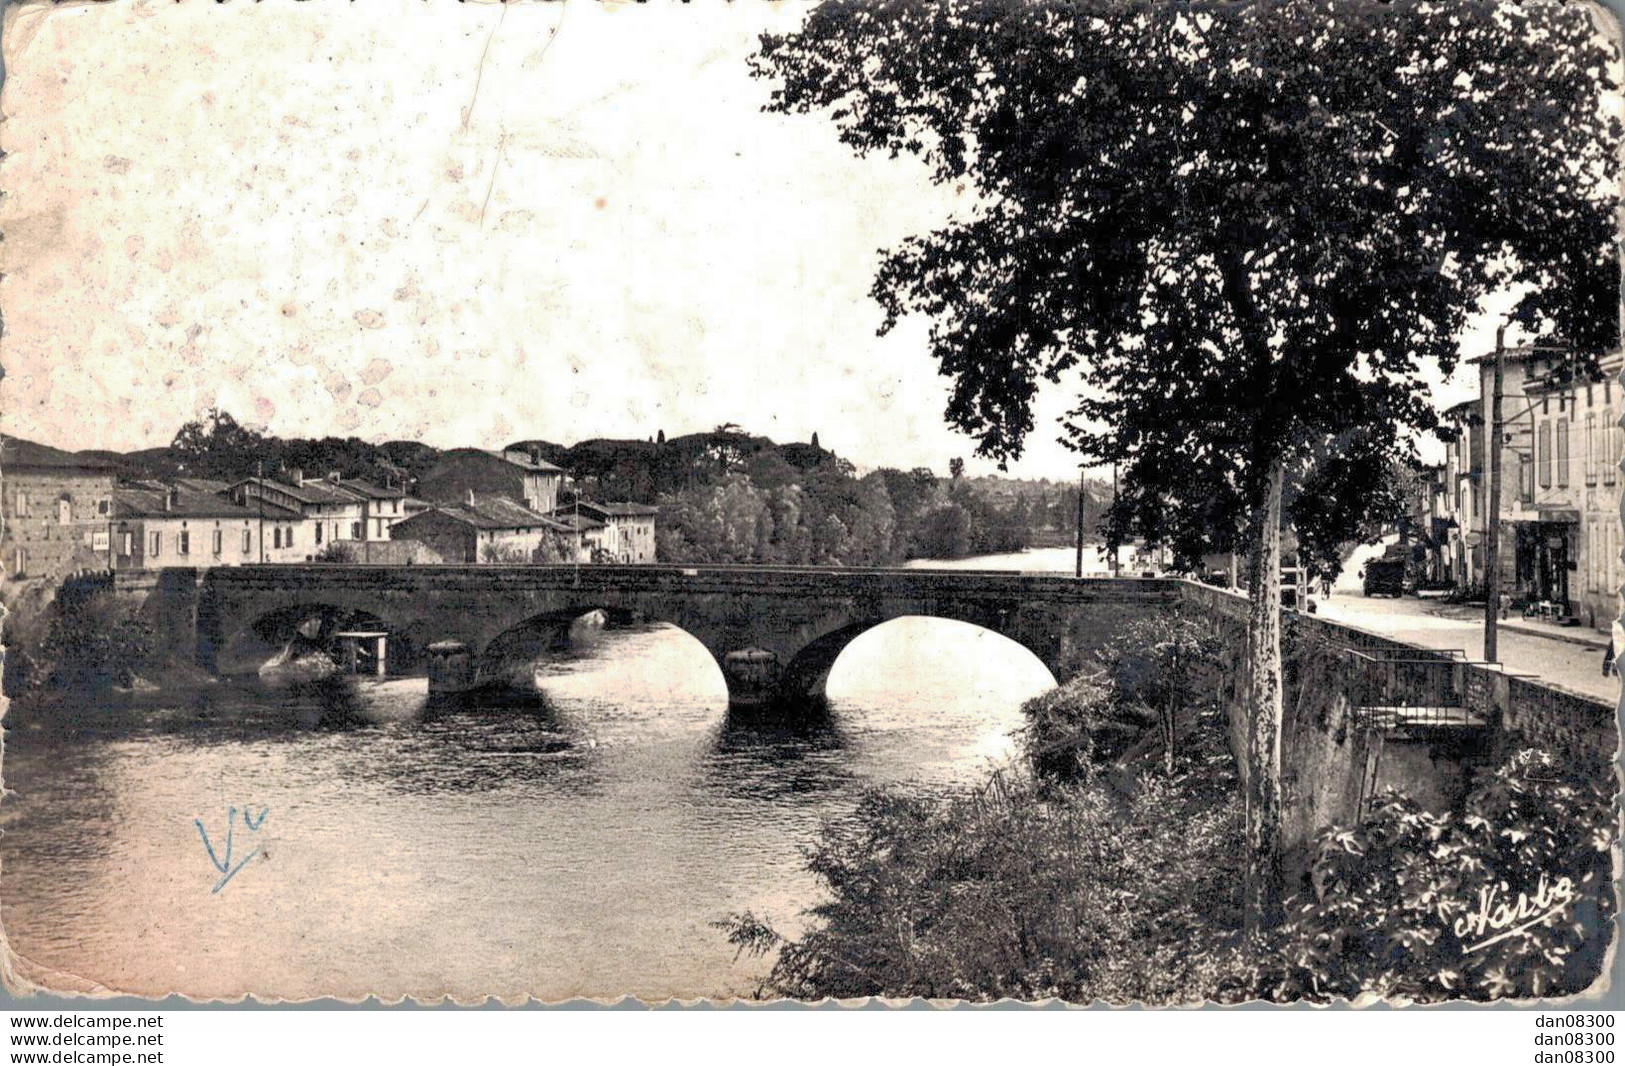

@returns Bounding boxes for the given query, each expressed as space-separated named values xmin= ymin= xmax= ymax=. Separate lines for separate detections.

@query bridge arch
xmin=216 ymin=600 xmax=406 ymax=677
xmin=473 ymin=605 xmax=704 ymax=693
xmin=776 ymin=614 xmax=1060 ymax=708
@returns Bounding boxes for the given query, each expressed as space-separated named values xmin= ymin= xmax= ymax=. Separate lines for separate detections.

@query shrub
xmin=722 ymin=704 xmax=1244 ymax=1003
xmin=1230 ymin=749 xmax=1616 ymax=1003
xmin=37 ymin=590 xmax=158 ymax=688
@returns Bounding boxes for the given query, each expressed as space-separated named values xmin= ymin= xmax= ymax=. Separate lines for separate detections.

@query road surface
xmin=1316 ymin=591 xmax=1617 ymax=704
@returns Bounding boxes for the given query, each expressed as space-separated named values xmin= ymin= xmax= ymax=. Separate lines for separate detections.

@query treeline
xmin=619 ymin=436 xmax=1106 ymax=565
xmin=86 ymin=412 xmax=1108 ymax=564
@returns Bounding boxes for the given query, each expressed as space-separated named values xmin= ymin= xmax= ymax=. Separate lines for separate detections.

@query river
xmin=0 ymin=585 xmax=1057 ymax=1002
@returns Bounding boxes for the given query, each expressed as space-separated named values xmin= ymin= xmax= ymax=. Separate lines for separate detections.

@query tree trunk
xmin=1241 ymin=456 xmax=1286 ymax=938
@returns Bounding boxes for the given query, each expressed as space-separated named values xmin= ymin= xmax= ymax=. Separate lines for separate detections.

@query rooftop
xmin=114 ymin=486 xmax=263 ymax=520
xmin=332 ymin=477 xmax=407 ymax=500
xmin=575 ymin=500 xmax=659 ymax=518
xmin=231 ymin=475 xmax=361 ymax=506
xmin=408 ymin=493 xmax=572 ymax=532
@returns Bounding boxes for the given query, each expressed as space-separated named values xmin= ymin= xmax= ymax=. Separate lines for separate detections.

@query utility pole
xmin=1483 ymin=325 xmax=1506 ymax=662
xmin=1110 ymin=461 xmax=1121 ymax=578
xmin=257 ymin=459 xmax=265 ymax=565
xmin=1074 ymin=467 xmax=1085 ymax=578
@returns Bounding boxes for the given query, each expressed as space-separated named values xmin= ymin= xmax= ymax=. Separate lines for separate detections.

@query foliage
xmin=1095 ymin=609 xmax=1226 ymax=773
xmin=479 ymin=536 xmax=571 ymax=565
xmin=314 ymin=542 xmax=355 ymax=564
xmin=653 ymin=464 xmax=1079 ymax=566
xmin=1231 ymin=750 xmax=1617 ymax=1003
xmin=723 ymin=753 xmax=1243 ymax=1003
xmin=170 ymin=408 xmax=269 ymax=480
xmin=754 ymin=0 xmax=1620 ymax=929
xmin=1018 ymin=670 xmax=1119 ymax=781
xmin=1023 ymin=608 xmax=1227 ymax=780
xmin=38 ymin=590 xmax=158 ymax=689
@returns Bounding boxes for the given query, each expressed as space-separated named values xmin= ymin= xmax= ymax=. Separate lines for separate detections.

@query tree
xmin=754 ymin=0 xmax=1619 ymax=934
xmin=170 ymin=407 xmax=268 ymax=479
xmin=947 ymin=457 xmax=964 ymax=481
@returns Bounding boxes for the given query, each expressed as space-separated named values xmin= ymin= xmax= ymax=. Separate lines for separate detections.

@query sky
xmin=0 ymin=0 xmax=1524 ymax=480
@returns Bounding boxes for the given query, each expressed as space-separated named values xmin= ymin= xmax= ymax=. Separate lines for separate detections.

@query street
xmin=1315 ymin=590 xmax=1618 ymax=703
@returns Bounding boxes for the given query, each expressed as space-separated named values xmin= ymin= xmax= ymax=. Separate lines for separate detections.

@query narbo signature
xmin=1452 ymin=872 xmax=1578 ymax=954
xmin=194 ymin=806 xmax=270 ymax=894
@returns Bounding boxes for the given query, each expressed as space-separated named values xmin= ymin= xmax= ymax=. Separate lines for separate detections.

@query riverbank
xmin=729 ymin=614 xmax=1618 ymax=1004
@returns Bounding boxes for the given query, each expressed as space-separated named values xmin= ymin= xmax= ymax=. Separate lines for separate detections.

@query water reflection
xmin=699 ymin=702 xmax=855 ymax=803
xmin=0 ymin=615 xmax=1050 ymax=1001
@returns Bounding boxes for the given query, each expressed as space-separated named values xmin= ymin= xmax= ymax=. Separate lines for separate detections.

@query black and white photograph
xmin=0 ymin=0 xmax=1618 ymax=1014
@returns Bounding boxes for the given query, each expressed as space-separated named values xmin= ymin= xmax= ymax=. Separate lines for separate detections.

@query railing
xmin=1344 ymin=649 xmax=1488 ymax=732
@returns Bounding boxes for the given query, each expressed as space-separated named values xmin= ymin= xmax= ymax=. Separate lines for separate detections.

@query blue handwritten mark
xmin=194 ymin=805 xmax=270 ymax=894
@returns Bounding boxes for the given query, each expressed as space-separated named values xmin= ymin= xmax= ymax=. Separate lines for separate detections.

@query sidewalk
xmin=1314 ymin=591 xmax=1619 ymax=702
xmin=1421 ymin=599 xmax=1612 ymax=650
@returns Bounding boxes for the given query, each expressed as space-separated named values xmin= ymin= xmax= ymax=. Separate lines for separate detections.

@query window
xmin=1608 ymin=410 xmax=1621 ymax=486
xmin=287 ymin=526 xmax=295 ymax=546
xmin=351 ymin=522 xmax=362 ymax=539
xmin=11 ymin=548 xmax=25 ymax=576
xmin=121 ymin=531 xmax=133 ymax=557
xmin=212 ymin=530 xmax=223 ymax=555
xmin=14 ymin=492 xmax=27 ymax=517
xmin=1538 ymin=420 xmax=1552 ymax=488
xmin=91 ymin=529 xmax=108 ymax=551
xmin=57 ymin=498 xmax=71 ymax=525
xmin=97 ymin=499 xmax=109 ymax=516
xmin=150 ymin=532 xmax=161 ymax=556
xmin=1587 ymin=413 xmax=1598 ymax=485
xmin=242 ymin=529 xmax=252 ymax=553
xmin=178 ymin=531 xmax=190 ymax=555
xmin=273 ymin=528 xmax=282 ymax=550
xmin=315 ymin=523 xmax=323 ymax=544
xmin=1519 ymin=455 xmax=1533 ymax=503
xmin=1589 ymin=521 xmax=1599 ymax=593
xmin=1557 ymin=420 xmax=1570 ymax=487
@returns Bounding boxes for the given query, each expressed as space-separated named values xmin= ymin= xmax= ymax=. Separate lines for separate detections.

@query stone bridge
xmin=192 ymin=564 xmax=1194 ymax=708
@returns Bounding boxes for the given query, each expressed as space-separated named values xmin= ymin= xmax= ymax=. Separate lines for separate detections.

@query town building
xmin=1439 ymin=397 xmax=1485 ymax=592
xmin=416 ymin=449 xmax=565 ymax=515
xmin=389 ymin=493 xmax=572 ymax=564
xmin=548 ymin=509 xmax=608 ymax=563
xmin=1441 ymin=344 xmax=1622 ymax=631
xmin=225 ymin=471 xmax=367 ymax=549
xmin=109 ymin=484 xmax=295 ymax=569
xmin=330 ymin=476 xmax=411 ymax=541
xmin=570 ymin=501 xmax=659 ymax=563
xmin=1494 ymin=347 xmax=1623 ymax=630
xmin=0 ymin=437 xmax=117 ymax=580
xmin=1405 ymin=465 xmax=1454 ymax=586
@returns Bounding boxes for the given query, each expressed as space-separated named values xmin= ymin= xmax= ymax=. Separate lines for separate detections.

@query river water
xmin=0 ymin=588 xmax=1058 ymax=1002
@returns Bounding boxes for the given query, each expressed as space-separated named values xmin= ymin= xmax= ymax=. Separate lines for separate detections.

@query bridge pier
xmin=721 ymin=648 xmax=784 ymax=711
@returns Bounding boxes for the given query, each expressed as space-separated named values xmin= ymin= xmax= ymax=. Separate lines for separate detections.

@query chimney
xmin=466 ymin=489 xmax=475 ymax=507
xmin=289 ymin=468 xmax=304 ymax=487
xmin=164 ymin=487 xmax=176 ymax=512
xmin=328 ymin=471 xmax=341 ymax=483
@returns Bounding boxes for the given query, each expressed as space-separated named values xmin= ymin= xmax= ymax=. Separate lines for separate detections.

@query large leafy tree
xmin=753 ymin=0 xmax=1620 ymax=933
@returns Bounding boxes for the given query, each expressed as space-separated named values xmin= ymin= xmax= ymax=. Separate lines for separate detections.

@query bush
xmin=37 ymin=590 xmax=158 ymax=689
xmin=722 ymin=756 xmax=1243 ymax=1002
xmin=1230 ymin=749 xmax=1616 ymax=1003
xmin=1027 ymin=609 xmax=1226 ymax=780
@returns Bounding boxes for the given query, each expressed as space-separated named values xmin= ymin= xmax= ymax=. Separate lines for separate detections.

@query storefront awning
xmin=1536 ymin=508 xmax=1581 ymax=524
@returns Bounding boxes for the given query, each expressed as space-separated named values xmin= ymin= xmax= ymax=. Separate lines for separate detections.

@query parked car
xmin=1361 ymin=558 xmax=1406 ymax=597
